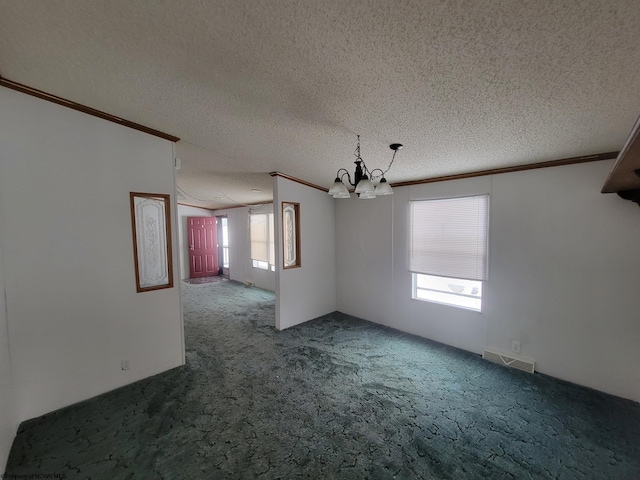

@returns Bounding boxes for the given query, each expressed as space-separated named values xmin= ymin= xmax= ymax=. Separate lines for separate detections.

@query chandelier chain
xmin=381 ymin=149 xmax=398 ymax=177
xmin=354 ymin=135 xmax=365 ymax=169
xmin=352 ymin=134 xmax=399 ymax=180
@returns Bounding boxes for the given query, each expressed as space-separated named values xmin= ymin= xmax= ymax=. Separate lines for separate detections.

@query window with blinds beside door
xmin=250 ymin=213 xmax=276 ymax=271
xmin=409 ymin=195 xmax=489 ymax=312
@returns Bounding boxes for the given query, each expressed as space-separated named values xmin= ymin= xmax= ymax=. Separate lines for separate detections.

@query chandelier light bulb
xmin=374 ymin=177 xmax=393 ymax=196
xmin=328 ymin=178 xmax=348 ymax=196
xmin=354 ymin=175 xmax=374 ymax=194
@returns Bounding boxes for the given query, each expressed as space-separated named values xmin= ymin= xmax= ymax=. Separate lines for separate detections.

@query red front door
xmin=188 ymin=217 xmax=218 ymax=278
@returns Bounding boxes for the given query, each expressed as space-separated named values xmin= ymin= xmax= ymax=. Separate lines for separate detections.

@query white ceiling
xmin=1 ymin=0 xmax=639 ymax=209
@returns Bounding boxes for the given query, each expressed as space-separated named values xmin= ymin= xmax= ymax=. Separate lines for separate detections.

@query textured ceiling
xmin=1 ymin=0 xmax=639 ymax=209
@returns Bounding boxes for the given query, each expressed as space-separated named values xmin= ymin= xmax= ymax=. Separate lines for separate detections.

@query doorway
xmin=187 ymin=216 xmax=218 ymax=278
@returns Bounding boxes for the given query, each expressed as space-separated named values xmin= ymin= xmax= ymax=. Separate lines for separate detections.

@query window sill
xmin=411 ymin=296 xmax=483 ymax=313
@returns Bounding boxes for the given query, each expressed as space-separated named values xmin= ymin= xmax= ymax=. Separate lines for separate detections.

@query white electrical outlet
xmin=121 ymin=360 xmax=130 ymax=371
xmin=511 ymin=341 xmax=521 ymax=354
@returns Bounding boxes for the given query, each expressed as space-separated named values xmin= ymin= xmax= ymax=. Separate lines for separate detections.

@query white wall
xmin=336 ymin=161 xmax=640 ymax=402
xmin=0 ymin=190 xmax=16 ymax=472
xmin=274 ymin=177 xmax=336 ymax=330
xmin=177 ymin=204 xmax=216 ymax=280
xmin=214 ymin=204 xmax=276 ymax=292
xmin=335 ymin=195 xmax=395 ymax=325
xmin=486 ymin=162 xmax=640 ymax=401
xmin=0 ymin=87 xmax=184 ymax=422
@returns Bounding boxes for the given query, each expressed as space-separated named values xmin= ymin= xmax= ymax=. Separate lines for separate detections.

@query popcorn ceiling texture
xmin=6 ymin=280 xmax=640 ymax=478
xmin=1 ymin=1 xmax=639 ymax=208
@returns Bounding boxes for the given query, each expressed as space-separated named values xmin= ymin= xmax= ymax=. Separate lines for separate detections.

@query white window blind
xmin=410 ymin=195 xmax=489 ymax=281
xmin=250 ymin=214 xmax=268 ymax=262
xmin=268 ymin=213 xmax=275 ymax=267
xmin=250 ymin=213 xmax=275 ymax=264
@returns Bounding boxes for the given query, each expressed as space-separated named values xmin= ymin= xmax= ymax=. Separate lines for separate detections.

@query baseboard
xmin=483 ymin=348 xmax=535 ymax=373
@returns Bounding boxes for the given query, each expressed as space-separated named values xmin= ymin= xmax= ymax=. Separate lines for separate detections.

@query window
xmin=413 ymin=274 xmax=483 ymax=311
xmin=221 ymin=217 xmax=229 ymax=268
xmin=410 ymin=195 xmax=488 ymax=312
xmin=250 ymin=213 xmax=275 ymax=271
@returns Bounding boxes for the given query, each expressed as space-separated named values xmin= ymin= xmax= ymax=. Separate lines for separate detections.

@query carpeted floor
xmin=6 ymin=280 xmax=640 ymax=479
xmin=182 ymin=275 xmax=227 ymax=285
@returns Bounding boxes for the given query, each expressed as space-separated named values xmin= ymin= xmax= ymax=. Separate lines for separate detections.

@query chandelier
xmin=328 ymin=135 xmax=403 ymax=199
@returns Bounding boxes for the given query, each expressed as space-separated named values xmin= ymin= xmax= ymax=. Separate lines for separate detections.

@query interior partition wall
xmin=0 ymin=86 xmax=185 ymax=424
xmin=273 ymin=176 xmax=336 ymax=330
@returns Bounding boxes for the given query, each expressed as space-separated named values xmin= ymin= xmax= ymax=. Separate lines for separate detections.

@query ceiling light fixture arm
xmin=334 ymin=167 xmax=354 ymax=187
xmin=368 ymin=168 xmax=385 ymax=181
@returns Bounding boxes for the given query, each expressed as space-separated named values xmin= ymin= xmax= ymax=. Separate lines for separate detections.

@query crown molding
xmin=391 ymin=152 xmax=618 ymax=188
xmin=0 ymin=75 xmax=180 ymax=143
xmin=270 ymin=172 xmax=328 ymax=192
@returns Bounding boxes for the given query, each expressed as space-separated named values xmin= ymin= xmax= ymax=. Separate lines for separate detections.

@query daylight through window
xmin=221 ymin=217 xmax=229 ymax=268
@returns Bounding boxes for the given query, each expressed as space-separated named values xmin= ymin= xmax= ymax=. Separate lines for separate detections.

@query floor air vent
xmin=483 ymin=348 xmax=535 ymax=373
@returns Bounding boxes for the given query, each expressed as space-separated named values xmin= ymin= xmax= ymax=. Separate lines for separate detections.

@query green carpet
xmin=6 ymin=280 xmax=640 ymax=479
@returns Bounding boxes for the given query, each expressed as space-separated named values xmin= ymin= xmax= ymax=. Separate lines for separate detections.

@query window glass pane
xmin=416 ymin=274 xmax=482 ymax=297
xmin=252 ymin=259 xmax=269 ymax=270
xmin=223 ymin=247 xmax=229 ymax=268
xmin=413 ymin=273 xmax=482 ymax=311
xmin=415 ymin=289 xmax=482 ymax=311
xmin=221 ymin=218 xmax=229 ymax=247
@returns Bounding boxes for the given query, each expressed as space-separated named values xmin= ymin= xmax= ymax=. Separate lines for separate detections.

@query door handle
xmin=190 ymin=245 xmax=194 ymax=250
